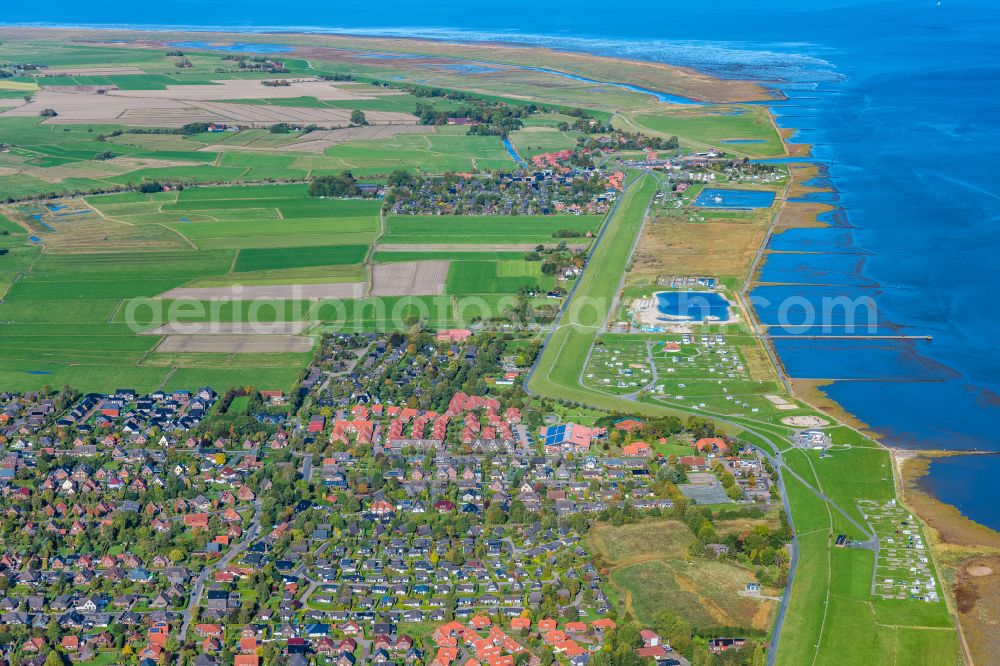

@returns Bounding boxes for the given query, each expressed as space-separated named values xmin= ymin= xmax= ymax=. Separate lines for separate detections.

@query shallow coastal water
xmin=920 ymin=455 xmax=1000 ymax=531
xmin=5 ymin=0 xmax=1000 ymax=529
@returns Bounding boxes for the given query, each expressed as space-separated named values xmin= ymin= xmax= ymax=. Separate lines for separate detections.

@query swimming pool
xmin=656 ymin=290 xmax=731 ymax=322
xmin=692 ymin=188 xmax=775 ymax=209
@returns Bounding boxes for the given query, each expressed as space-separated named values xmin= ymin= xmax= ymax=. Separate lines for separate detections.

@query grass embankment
xmin=733 ymin=423 xmax=960 ymax=666
xmin=527 ymin=174 xmax=692 ymax=420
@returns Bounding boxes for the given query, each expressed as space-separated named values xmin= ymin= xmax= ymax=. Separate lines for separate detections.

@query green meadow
xmin=446 ymin=259 xmax=555 ymax=295
xmin=234 ymin=245 xmax=368 ymax=272
xmin=322 ymin=125 xmax=515 ymax=173
xmin=630 ymin=105 xmax=785 ymax=156
xmin=383 ymin=214 xmax=601 ymax=244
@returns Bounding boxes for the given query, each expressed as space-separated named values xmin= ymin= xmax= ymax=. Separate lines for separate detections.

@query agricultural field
xmin=0 ymin=181 xmax=384 ymax=391
xmin=383 ymin=214 xmax=602 ymax=245
xmin=507 ymin=121 xmax=582 ymax=159
xmin=445 ymin=259 xmax=555 ymax=295
xmin=322 ymin=125 xmax=516 ymax=173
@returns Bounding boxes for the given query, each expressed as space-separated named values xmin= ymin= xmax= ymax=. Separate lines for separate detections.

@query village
xmin=0 ymin=328 xmax=785 ymax=666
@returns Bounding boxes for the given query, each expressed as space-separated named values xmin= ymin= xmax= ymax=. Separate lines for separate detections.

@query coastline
xmin=896 ymin=449 xmax=1000 ymax=551
xmin=760 ymin=102 xmax=1000 ymax=664
xmin=896 ymin=448 xmax=1000 ymax=661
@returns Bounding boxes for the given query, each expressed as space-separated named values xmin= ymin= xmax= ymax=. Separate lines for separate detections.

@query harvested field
xmin=157 ymin=334 xmax=313 ymax=353
xmin=143 ymin=321 xmax=309 ymax=335
xmin=371 ymin=260 xmax=449 ymax=296
xmin=108 ymin=78 xmax=397 ymax=101
xmin=158 ymin=282 xmax=365 ymax=300
xmin=2 ymin=88 xmax=417 ymax=127
xmin=377 ymin=242 xmax=588 ymax=252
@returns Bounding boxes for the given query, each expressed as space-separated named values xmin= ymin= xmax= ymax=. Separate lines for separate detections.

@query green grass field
xmin=446 ymin=260 xmax=554 ymax=295
xmin=527 ymin=174 xmax=682 ymax=417
xmin=322 ymin=125 xmax=515 ymax=173
xmin=629 ymin=106 xmax=785 ymax=157
xmin=384 ymin=214 xmax=601 ymax=245
xmin=0 ymin=183 xmax=383 ymax=391
xmin=234 ymin=245 xmax=368 ymax=272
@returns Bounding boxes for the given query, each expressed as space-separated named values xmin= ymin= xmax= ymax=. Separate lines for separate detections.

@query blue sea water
xmin=5 ymin=0 xmax=1000 ymax=527
xmin=921 ymin=455 xmax=1000 ymax=531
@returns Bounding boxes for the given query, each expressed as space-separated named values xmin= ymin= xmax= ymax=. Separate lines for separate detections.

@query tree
xmin=388 ymin=169 xmax=414 ymax=187
xmin=350 ymin=109 xmax=368 ymax=126
xmin=39 ymin=108 xmax=58 ymax=118
xmin=45 ymin=649 xmax=64 ymax=666
xmin=46 ymin=617 xmax=62 ymax=643
xmin=308 ymin=172 xmax=359 ymax=198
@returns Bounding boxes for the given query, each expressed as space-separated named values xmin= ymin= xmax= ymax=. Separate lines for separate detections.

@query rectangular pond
xmin=692 ymin=188 xmax=775 ymax=209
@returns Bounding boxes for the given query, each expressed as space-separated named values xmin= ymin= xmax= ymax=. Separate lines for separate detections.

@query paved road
xmin=301 ymin=453 xmax=313 ymax=482
xmin=179 ymin=498 xmax=263 ymax=640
